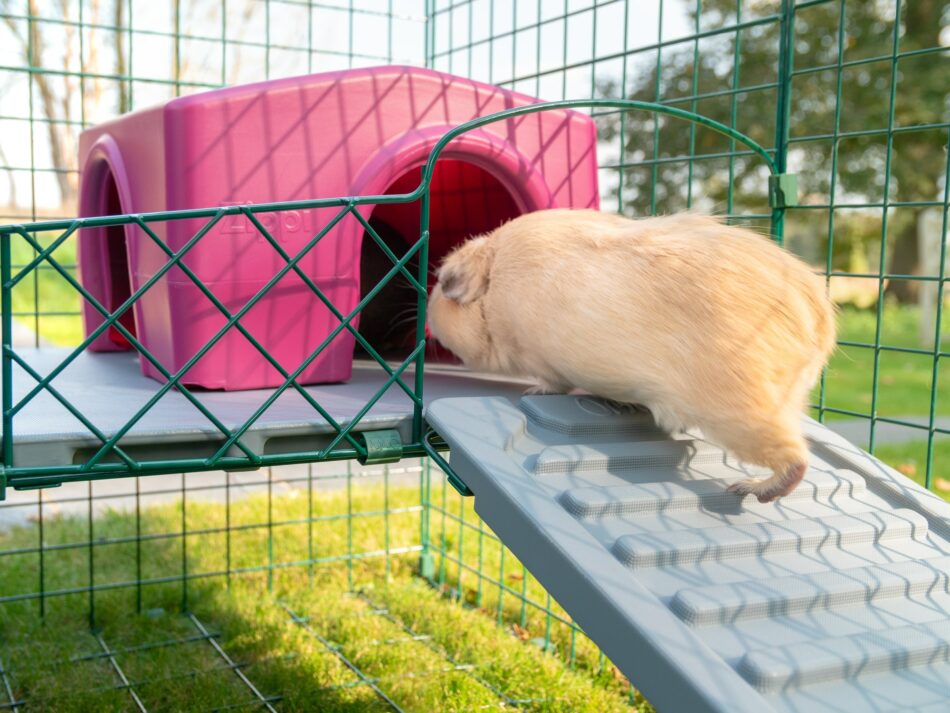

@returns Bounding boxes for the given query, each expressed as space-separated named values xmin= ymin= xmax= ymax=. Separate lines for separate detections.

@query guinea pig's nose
xmin=424 ymin=323 xmax=432 ymax=339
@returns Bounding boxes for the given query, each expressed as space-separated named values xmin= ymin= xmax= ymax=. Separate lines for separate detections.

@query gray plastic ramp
xmin=425 ymin=395 xmax=950 ymax=713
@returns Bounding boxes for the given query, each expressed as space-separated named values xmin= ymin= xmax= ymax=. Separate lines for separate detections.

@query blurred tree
xmin=598 ymin=0 xmax=948 ymax=299
xmin=0 ymin=0 xmax=99 ymax=206
xmin=0 ymin=0 xmax=259 ymax=212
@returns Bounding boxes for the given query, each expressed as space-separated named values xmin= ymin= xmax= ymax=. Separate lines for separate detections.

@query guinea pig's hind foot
xmin=727 ymin=462 xmax=808 ymax=504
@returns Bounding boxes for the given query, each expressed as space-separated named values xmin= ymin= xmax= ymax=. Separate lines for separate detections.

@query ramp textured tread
xmin=425 ymin=394 xmax=950 ymax=713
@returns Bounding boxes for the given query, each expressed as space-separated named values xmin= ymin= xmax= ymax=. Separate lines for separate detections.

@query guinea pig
xmin=426 ymin=209 xmax=836 ymax=503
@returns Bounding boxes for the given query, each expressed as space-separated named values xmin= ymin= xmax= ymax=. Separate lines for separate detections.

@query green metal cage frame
xmin=0 ymin=98 xmax=790 ymax=499
xmin=0 ymin=2 xmax=947 ymax=710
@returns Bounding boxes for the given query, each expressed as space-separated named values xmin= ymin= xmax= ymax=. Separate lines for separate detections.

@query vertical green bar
xmin=173 ymin=0 xmax=182 ymax=97
xmin=569 ymin=624 xmax=576 ymax=667
xmin=387 ymin=0 xmax=394 ymax=63
xmin=868 ymin=0 xmax=904 ymax=456
xmin=135 ymin=476 xmax=142 ymax=612
xmin=448 ymin=0 xmax=454 ymax=73
xmin=222 ymin=0 xmax=228 ymax=83
xmin=438 ymin=462 xmax=447 ymax=586
xmin=535 ymin=0 xmax=542 ymax=97
xmin=307 ymin=0 xmax=314 ymax=73
xmin=650 ymin=0 xmax=664 ymax=215
xmin=519 ymin=564 xmax=527 ymax=627
xmin=25 ymin=9 xmax=38 ymax=341
xmin=560 ymin=0 xmax=568 ymax=98
xmin=925 ymin=131 xmax=950 ymax=490
xmin=475 ymin=517 xmax=484 ymax=606
xmin=88 ymin=481 xmax=95 ymax=628
xmin=307 ymin=463 xmax=314 ymax=584
xmin=543 ymin=592 xmax=552 ymax=652
xmin=617 ymin=0 xmax=630 ymax=214
xmin=38 ymin=488 xmax=45 ymax=618
xmin=226 ymin=471 xmax=232 ymax=589
xmin=413 ymin=209 xmax=431 ymax=443
xmin=1 ymin=229 xmax=11 ymax=485
xmin=510 ymin=0 xmax=516 ymax=85
xmin=384 ymin=463 xmax=391 ymax=587
xmin=685 ymin=0 xmax=701 ymax=209
xmin=456 ymin=491 xmax=465 ymax=599
xmin=265 ymin=0 xmax=271 ymax=78
xmin=496 ymin=546 xmax=506 ymax=626
xmin=127 ymin=0 xmax=134 ymax=109
xmin=726 ymin=1 xmax=743 ymax=216
xmin=424 ymin=0 xmax=433 ymax=68
xmin=267 ymin=466 xmax=274 ymax=591
xmin=420 ymin=456 xmax=434 ymax=579
xmin=819 ymin=0 xmax=848 ymax=424
xmin=771 ymin=0 xmax=796 ymax=244
xmin=590 ymin=1 xmax=597 ymax=101
xmin=348 ymin=0 xmax=355 ymax=69
xmin=181 ymin=472 xmax=188 ymax=610
xmin=346 ymin=459 xmax=354 ymax=590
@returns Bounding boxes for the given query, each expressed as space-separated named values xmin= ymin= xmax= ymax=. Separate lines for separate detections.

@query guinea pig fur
xmin=426 ymin=209 xmax=836 ymax=503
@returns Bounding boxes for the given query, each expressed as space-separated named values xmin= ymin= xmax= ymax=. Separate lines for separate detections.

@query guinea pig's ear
xmin=437 ymin=236 xmax=492 ymax=304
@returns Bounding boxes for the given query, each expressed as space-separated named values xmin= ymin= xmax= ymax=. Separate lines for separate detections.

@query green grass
xmin=871 ymin=440 xmax=950 ymax=501
xmin=814 ymin=303 xmax=950 ymax=420
xmin=0 ymin=479 xmax=651 ymax=712
xmin=9 ymin=231 xmax=84 ymax=346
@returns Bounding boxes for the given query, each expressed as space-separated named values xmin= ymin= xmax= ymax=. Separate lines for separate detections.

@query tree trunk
xmin=885 ymin=219 xmax=920 ymax=303
xmin=116 ymin=0 xmax=129 ymax=114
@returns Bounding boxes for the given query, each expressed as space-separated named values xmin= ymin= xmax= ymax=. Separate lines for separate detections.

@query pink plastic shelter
xmin=77 ymin=66 xmax=599 ymax=390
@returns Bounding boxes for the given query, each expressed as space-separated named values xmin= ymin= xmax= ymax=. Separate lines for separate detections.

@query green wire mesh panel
xmin=0 ymin=0 xmax=427 ymax=338
xmin=2 ymin=199 xmax=432 ymax=488
xmin=1 ymin=1 xmax=949 ymax=711
xmin=430 ymin=0 xmax=950 ymax=495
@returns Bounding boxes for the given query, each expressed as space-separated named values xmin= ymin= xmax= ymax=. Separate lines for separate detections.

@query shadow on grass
xmin=0 ymin=484 xmax=648 ymax=712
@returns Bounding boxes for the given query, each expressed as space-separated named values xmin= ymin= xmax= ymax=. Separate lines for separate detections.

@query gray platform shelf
xmin=426 ymin=395 xmax=950 ymax=713
xmin=2 ymin=348 xmax=530 ymax=470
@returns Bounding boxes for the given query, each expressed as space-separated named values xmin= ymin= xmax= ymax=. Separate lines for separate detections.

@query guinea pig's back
xmin=484 ymin=211 xmax=834 ymax=405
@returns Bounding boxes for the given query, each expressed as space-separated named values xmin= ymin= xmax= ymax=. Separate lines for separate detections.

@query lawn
xmin=9 ymin=230 xmax=84 ymax=346
xmin=870 ymin=440 xmax=950 ymax=502
xmin=0 ymin=440 xmax=940 ymax=711
xmin=814 ymin=304 xmax=950 ymax=421
xmin=5 ymin=239 xmax=950 ymax=710
xmin=0 ymin=480 xmax=652 ymax=712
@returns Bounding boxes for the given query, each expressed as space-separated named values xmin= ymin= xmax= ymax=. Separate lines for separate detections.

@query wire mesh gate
xmin=0 ymin=1 xmax=947 ymax=711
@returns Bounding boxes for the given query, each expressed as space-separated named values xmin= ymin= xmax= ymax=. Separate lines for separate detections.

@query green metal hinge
xmin=769 ymin=173 xmax=798 ymax=208
xmin=355 ymin=429 xmax=404 ymax=466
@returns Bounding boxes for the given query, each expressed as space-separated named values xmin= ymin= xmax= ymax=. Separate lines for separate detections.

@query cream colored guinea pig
xmin=427 ymin=209 xmax=836 ymax=503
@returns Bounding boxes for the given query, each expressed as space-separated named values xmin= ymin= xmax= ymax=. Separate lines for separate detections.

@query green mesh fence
xmin=0 ymin=1 xmax=948 ymax=710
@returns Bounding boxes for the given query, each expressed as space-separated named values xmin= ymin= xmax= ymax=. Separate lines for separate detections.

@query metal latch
xmin=769 ymin=173 xmax=798 ymax=208
xmin=355 ymin=429 xmax=404 ymax=465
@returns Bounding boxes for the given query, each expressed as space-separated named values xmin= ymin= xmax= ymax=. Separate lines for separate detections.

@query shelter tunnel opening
xmin=356 ymin=159 xmax=523 ymax=363
xmin=80 ymin=161 xmax=137 ymax=350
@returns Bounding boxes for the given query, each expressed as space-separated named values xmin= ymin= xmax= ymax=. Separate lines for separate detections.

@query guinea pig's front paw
xmin=727 ymin=478 xmax=781 ymax=504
